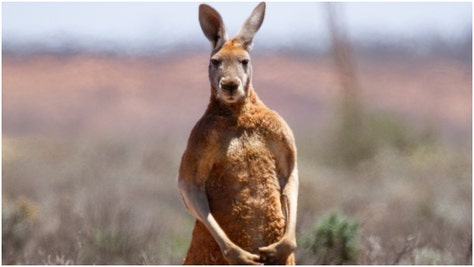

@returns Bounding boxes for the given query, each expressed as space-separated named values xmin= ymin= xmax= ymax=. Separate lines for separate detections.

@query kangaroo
xmin=178 ymin=2 xmax=298 ymax=265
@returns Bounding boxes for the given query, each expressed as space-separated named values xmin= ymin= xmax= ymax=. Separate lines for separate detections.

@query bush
xmin=299 ymin=210 xmax=359 ymax=264
xmin=2 ymin=197 xmax=39 ymax=264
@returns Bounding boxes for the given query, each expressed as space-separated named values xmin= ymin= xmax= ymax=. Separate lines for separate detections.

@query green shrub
xmin=300 ymin=210 xmax=359 ymax=264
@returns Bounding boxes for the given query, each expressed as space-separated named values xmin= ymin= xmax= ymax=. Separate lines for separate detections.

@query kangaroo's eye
xmin=241 ymin=59 xmax=249 ymax=66
xmin=210 ymin=59 xmax=221 ymax=67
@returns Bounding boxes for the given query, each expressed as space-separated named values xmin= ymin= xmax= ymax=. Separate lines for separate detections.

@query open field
xmin=3 ymin=52 xmax=471 ymax=264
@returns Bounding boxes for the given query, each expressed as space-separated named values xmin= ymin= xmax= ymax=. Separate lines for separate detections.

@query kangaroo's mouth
xmin=220 ymin=93 xmax=240 ymax=104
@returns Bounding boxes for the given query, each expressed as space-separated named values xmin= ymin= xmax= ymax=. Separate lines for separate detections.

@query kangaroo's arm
xmin=178 ymin=136 xmax=262 ymax=265
xmin=259 ymin=118 xmax=299 ymax=264
xmin=258 ymin=163 xmax=298 ymax=265
xmin=281 ymin=165 xmax=299 ymax=248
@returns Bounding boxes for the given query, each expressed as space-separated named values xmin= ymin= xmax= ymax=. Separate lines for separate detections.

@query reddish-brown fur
xmin=178 ymin=3 xmax=298 ymax=265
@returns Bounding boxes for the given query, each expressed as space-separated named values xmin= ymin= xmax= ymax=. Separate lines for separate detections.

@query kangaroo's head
xmin=199 ymin=2 xmax=265 ymax=104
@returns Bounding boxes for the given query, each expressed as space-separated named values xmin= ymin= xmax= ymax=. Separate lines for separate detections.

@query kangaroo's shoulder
xmin=255 ymin=99 xmax=292 ymax=131
xmin=187 ymin=113 xmax=225 ymax=147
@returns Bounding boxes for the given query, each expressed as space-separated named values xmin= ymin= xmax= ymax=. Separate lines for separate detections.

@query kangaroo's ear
xmin=236 ymin=2 xmax=265 ymax=51
xmin=199 ymin=4 xmax=228 ymax=51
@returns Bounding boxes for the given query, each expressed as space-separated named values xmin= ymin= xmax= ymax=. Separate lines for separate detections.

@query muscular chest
xmin=210 ymin=129 xmax=277 ymax=181
xmin=224 ymin=130 xmax=267 ymax=160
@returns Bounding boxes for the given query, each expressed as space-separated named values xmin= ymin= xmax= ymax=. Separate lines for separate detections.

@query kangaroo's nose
xmin=220 ymin=78 xmax=240 ymax=93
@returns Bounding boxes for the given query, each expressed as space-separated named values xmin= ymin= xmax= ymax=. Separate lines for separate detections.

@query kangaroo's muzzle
xmin=218 ymin=77 xmax=244 ymax=103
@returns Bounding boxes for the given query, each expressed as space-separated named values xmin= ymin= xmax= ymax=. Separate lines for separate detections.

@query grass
xmin=3 ymin=135 xmax=193 ymax=264
xmin=297 ymin=133 xmax=471 ymax=264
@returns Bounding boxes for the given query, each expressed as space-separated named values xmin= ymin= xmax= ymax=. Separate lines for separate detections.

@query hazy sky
xmin=2 ymin=2 xmax=472 ymax=53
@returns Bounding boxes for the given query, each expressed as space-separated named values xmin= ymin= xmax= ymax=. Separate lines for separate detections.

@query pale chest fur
xmin=205 ymin=126 xmax=286 ymax=252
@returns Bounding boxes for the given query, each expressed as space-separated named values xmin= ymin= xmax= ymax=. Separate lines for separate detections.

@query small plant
xmin=300 ymin=210 xmax=359 ymax=264
xmin=2 ymin=197 xmax=39 ymax=264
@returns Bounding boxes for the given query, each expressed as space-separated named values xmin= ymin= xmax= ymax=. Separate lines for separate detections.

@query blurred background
xmin=2 ymin=2 xmax=471 ymax=264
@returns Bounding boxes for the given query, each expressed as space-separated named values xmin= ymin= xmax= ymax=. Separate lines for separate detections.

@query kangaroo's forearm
xmin=282 ymin=168 xmax=299 ymax=242
xmin=178 ymin=178 xmax=235 ymax=251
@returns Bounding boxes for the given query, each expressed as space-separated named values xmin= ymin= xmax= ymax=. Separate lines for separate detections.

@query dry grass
xmin=3 ymin=136 xmax=193 ymax=264
xmin=3 ymin=132 xmax=470 ymax=264
xmin=297 ymin=140 xmax=471 ymax=264
xmin=2 ymin=52 xmax=471 ymax=264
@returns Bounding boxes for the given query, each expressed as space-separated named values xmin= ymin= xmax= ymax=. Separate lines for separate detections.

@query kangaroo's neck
xmin=206 ymin=86 xmax=262 ymax=117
